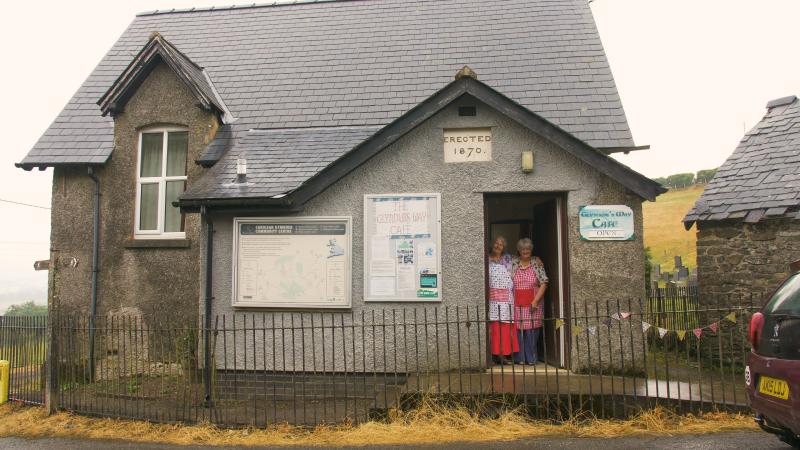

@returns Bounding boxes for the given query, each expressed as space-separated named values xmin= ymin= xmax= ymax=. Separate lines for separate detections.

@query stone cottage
xmin=684 ymin=95 xmax=800 ymax=304
xmin=16 ymin=0 xmax=664 ymax=372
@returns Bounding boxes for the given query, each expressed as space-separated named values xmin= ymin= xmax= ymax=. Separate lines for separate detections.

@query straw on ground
xmin=0 ymin=401 xmax=757 ymax=447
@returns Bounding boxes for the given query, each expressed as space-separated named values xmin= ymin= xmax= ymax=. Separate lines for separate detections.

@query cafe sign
xmin=579 ymin=205 xmax=634 ymax=241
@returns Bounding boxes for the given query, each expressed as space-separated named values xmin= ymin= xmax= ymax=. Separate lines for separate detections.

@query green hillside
xmin=643 ymin=184 xmax=704 ymax=273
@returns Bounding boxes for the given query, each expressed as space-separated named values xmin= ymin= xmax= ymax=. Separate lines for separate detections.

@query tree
xmin=4 ymin=301 xmax=47 ymax=316
xmin=696 ymin=168 xmax=718 ymax=184
xmin=652 ymin=177 xmax=668 ymax=187
xmin=665 ymin=173 xmax=695 ymax=189
xmin=644 ymin=246 xmax=653 ymax=282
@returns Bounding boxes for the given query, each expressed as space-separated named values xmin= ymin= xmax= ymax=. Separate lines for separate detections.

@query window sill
xmin=123 ymin=238 xmax=191 ymax=249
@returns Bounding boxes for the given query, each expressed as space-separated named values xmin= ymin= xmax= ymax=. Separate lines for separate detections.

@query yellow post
xmin=0 ymin=360 xmax=8 ymax=404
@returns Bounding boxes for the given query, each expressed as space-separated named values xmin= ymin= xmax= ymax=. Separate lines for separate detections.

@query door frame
xmin=483 ymin=192 xmax=571 ymax=369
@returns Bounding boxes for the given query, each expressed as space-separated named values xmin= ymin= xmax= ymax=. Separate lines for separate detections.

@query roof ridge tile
xmin=137 ymin=0 xmax=364 ymax=17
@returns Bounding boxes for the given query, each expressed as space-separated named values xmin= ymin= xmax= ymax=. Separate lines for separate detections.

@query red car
xmin=747 ymin=261 xmax=800 ymax=447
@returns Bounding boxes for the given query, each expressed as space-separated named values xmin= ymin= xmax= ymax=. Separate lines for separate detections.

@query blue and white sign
xmin=579 ymin=205 xmax=635 ymax=241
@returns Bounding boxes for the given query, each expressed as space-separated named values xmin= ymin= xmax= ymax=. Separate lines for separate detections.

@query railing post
xmin=45 ymin=313 xmax=59 ymax=414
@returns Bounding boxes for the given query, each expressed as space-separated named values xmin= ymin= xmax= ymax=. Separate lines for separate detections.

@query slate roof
xmin=180 ymin=74 xmax=665 ymax=207
xmin=17 ymin=0 xmax=637 ymax=168
xmin=184 ymin=126 xmax=380 ymax=200
xmin=684 ymin=95 xmax=800 ymax=226
xmin=98 ymin=33 xmax=233 ymax=122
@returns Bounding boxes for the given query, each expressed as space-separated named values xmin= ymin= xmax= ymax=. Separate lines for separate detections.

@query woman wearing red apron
xmin=512 ymin=238 xmax=549 ymax=365
xmin=487 ymin=236 xmax=518 ymax=365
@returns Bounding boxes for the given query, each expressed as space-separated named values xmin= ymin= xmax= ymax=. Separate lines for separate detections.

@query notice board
xmin=232 ymin=217 xmax=352 ymax=308
xmin=364 ymin=194 xmax=442 ymax=302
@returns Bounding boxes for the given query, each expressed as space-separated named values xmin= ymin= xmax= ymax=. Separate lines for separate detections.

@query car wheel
xmin=778 ymin=433 xmax=800 ymax=449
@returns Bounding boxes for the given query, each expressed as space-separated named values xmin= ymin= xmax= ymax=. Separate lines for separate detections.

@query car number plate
xmin=759 ymin=376 xmax=790 ymax=400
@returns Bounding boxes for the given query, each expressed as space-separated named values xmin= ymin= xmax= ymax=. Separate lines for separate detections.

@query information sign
xmin=232 ymin=217 xmax=352 ymax=308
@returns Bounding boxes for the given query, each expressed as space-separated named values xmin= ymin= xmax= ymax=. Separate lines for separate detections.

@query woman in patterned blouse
xmin=487 ymin=236 xmax=518 ymax=365
xmin=511 ymin=238 xmax=549 ymax=365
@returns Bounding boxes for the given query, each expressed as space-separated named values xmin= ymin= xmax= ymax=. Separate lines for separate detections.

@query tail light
xmin=749 ymin=312 xmax=765 ymax=351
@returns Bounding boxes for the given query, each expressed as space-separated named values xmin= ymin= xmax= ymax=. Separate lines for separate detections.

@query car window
xmin=765 ymin=273 xmax=800 ymax=315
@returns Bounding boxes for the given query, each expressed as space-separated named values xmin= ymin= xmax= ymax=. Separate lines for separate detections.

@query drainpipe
xmin=87 ymin=167 xmax=101 ymax=383
xmin=202 ymin=206 xmax=214 ymax=406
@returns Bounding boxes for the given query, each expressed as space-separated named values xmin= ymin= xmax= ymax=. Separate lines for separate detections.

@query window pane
xmin=139 ymin=183 xmax=159 ymax=231
xmin=164 ymin=181 xmax=186 ymax=233
xmin=166 ymin=131 xmax=188 ymax=176
xmin=140 ymin=133 xmax=163 ymax=177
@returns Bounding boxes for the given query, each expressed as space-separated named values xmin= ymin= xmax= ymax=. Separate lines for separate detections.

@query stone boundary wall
xmin=696 ymin=217 xmax=800 ymax=305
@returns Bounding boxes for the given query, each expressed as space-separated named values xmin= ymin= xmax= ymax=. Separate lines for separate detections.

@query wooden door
xmin=533 ymin=199 xmax=561 ymax=367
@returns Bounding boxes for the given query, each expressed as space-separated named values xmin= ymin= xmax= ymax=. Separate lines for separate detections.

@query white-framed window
xmin=135 ymin=127 xmax=188 ymax=239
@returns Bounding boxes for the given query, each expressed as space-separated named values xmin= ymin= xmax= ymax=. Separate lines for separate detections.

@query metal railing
xmin=32 ymin=296 xmax=758 ymax=426
xmin=0 ymin=316 xmax=47 ymax=406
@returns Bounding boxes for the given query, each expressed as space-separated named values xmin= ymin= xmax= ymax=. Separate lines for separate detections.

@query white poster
xmin=370 ymin=277 xmax=396 ymax=296
xmin=417 ymin=243 xmax=437 ymax=273
xmin=233 ymin=217 xmax=352 ymax=308
xmin=364 ymin=194 xmax=442 ymax=302
xmin=397 ymin=266 xmax=416 ymax=291
xmin=370 ymin=259 xmax=396 ymax=277
xmin=371 ymin=237 xmax=392 ymax=259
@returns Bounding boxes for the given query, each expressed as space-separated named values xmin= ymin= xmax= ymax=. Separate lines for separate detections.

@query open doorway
xmin=484 ymin=193 xmax=570 ymax=368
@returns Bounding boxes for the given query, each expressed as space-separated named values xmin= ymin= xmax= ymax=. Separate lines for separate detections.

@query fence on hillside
xmin=2 ymin=294 xmax=758 ymax=427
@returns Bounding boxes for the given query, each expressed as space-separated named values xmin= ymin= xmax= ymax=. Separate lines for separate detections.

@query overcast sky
xmin=0 ymin=0 xmax=798 ymax=313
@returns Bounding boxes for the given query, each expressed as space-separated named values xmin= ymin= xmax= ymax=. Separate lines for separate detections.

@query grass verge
xmin=0 ymin=400 xmax=757 ymax=446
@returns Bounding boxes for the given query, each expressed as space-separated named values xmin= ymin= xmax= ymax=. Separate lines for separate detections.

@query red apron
xmin=515 ymin=288 xmax=535 ymax=307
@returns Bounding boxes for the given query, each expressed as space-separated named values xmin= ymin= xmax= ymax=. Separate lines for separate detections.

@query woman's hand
xmin=533 ymin=283 xmax=548 ymax=306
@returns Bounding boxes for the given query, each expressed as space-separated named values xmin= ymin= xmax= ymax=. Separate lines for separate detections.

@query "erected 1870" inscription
xmin=443 ymin=128 xmax=492 ymax=163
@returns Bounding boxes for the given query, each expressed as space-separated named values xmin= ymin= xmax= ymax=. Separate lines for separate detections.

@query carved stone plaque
xmin=443 ymin=128 xmax=492 ymax=163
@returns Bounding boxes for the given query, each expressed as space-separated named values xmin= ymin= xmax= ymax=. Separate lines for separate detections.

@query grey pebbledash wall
xmin=205 ymin=97 xmax=647 ymax=372
xmin=49 ymin=62 xmax=218 ymax=326
xmin=697 ymin=218 xmax=800 ymax=304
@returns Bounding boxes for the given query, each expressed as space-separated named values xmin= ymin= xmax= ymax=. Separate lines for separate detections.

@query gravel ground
xmin=0 ymin=430 xmax=792 ymax=449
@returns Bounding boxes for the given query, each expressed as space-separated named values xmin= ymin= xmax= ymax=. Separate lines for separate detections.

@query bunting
xmin=546 ymin=309 xmax=743 ymax=341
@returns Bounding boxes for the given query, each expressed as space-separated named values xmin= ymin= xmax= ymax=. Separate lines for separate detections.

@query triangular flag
xmin=573 ymin=325 xmax=584 ymax=336
xmin=676 ymin=330 xmax=687 ymax=341
xmin=642 ymin=321 xmax=652 ymax=333
xmin=588 ymin=326 xmax=597 ymax=335
xmin=621 ymin=312 xmax=631 ymax=320
xmin=555 ymin=319 xmax=564 ymax=330
xmin=611 ymin=313 xmax=621 ymax=321
xmin=602 ymin=317 xmax=612 ymax=327
xmin=725 ymin=312 xmax=737 ymax=323
xmin=658 ymin=327 xmax=668 ymax=339
xmin=708 ymin=322 xmax=718 ymax=333
xmin=693 ymin=328 xmax=703 ymax=338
